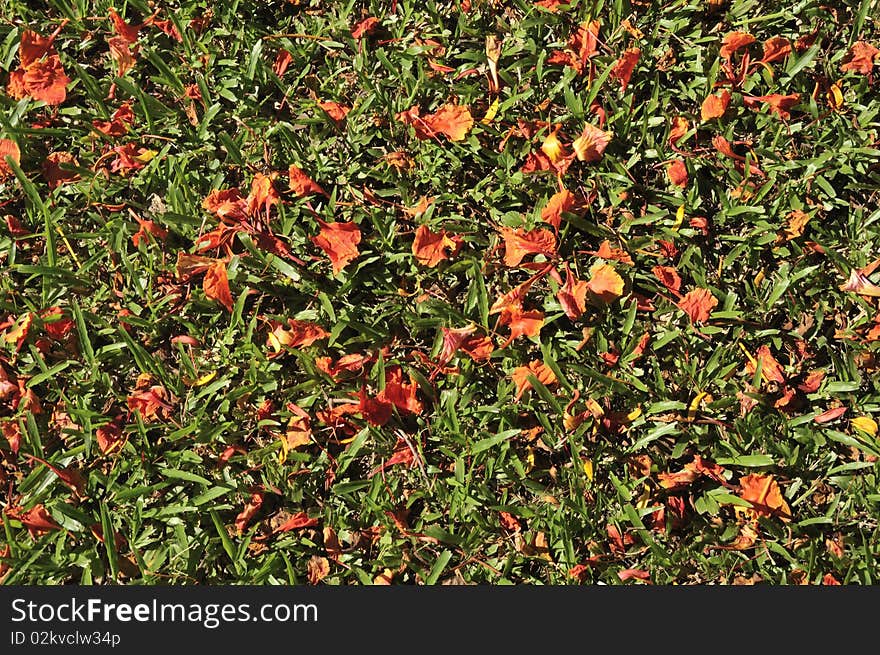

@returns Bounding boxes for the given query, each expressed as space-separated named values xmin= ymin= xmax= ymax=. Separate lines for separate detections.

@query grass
xmin=0 ymin=0 xmax=879 ymax=585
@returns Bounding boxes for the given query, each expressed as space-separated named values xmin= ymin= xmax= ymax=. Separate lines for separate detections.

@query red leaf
xmin=311 ymin=220 xmax=361 ymax=274
xmin=746 ymin=345 xmax=786 ymax=384
xmin=132 ymin=216 xmax=168 ymax=247
xmin=107 ymin=36 xmax=137 ymax=78
xmin=499 ymin=306 xmax=544 ymax=345
xmin=95 ymin=419 xmax=124 ymax=454
xmin=93 ymin=102 xmax=135 ymax=137
xmin=13 ymin=55 xmax=70 ymax=105
xmin=9 ymin=504 xmax=61 ymax=538
xmin=461 ymin=335 xmax=493 ymax=361
xmin=540 ymin=189 xmax=578 ymax=230
xmin=437 ymin=326 xmax=494 ymax=367
xmin=108 ymin=143 xmax=151 ymax=176
xmin=202 ymin=188 xmax=248 ymax=221
xmin=145 ymin=13 xmax=183 ymax=41
xmin=822 ymin=573 xmax=841 ymax=586
xmin=267 ymin=319 xmax=329 ymax=355
xmin=6 ymin=214 xmax=31 ymax=239
xmin=668 ymin=116 xmax=689 ymax=150
xmin=127 ymin=386 xmax=172 ymax=422
xmin=814 ymin=406 xmax=847 ymax=424
xmin=738 ymin=473 xmax=791 ymax=521
xmin=511 ymin=360 xmax=557 ymax=400
xmin=572 ymin=123 xmax=610 ymax=162
xmin=273 ymin=49 xmax=293 ymax=76
xmin=369 ymin=437 xmax=416 ymax=477
xmin=377 ymin=366 xmax=423 ymax=414
xmin=589 ymin=240 xmax=633 ymax=265
xmin=617 ymin=568 xmax=651 ymax=582
xmin=24 ymin=453 xmax=86 ymax=497
xmin=586 ymin=263 xmax=624 ymax=303
xmin=568 ymin=20 xmax=601 ymax=71
xmin=1 ymin=420 xmax=21 ymax=455
xmin=534 ymin=0 xmax=567 ymax=10
xmin=19 ymin=31 xmax=55 ymax=68
xmin=797 ymin=370 xmax=825 ymax=394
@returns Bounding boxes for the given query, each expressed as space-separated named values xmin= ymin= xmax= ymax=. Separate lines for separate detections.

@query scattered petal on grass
xmin=653 ymin=265 xmax=681 ymax=294
xmin=737 ymin=473 xmax=792 ymax=522
xmin=610 ymin=48 xmax=640 ymax=92
xmin=500 ymin=227 xmax=557 ymax=267
xmin=851 ymin=416 xmax=878 ymax=437
xmin=586 ymin=262 xmax=624 ymax=303
xmin=667 ymin=159 xmax=688 ymax=187
xmin=288 ymin=165 xmax=327 ymax=197
xmin=572 ymin=123 xmax=610 ymax=162
xmin=678 ymin=288 xmax=718 ymax=323
xmin=762 ymin=36 xmax=791 ymax=63
xmin=743 ymin=93 xmax=800 ymax=119
xmin=0 ymin=139 xmax=21 ymax=178
xmin=42 ymin=151 xmax=80 ymax=189
xmin=318 ymin=101 xmax=350 ymax=122
xmin=720 ymin=31 xmax=756 ymax=59
xmin=511 ymin=360 xmax=558 ymax=400
xmin=668 ymin=116 xmax=689 ymax=148
xmin=617 ymin=568 xmax=651 ymax=582
xmin=540 ymin=188 xmax=578 ymax=229
xmin=397 ymin=103 xmax=474 ymax=141
xmin=203 ymin=260 xmax=235 ymax=312
xmin=412 ymin=224 xmax=460 ymax=267
xmin=814 ymin=406 xmax=847 ymax=424
xmin=235 ymin=492 xmax=264 ymax=534
xmin=557 ymin=265 xmax=588 ymax=319
xmin=840 ymin=41 xmax=879 ymax=74
xmin=311 ymin=220 xmax=361 ymax=274
xmin=351 ymin=16 xmax=380 ymax=39
xmin=840 ymin=269 xmax=880 ymax=297
xmin=701 ymin=90 xmax=731 ymax=121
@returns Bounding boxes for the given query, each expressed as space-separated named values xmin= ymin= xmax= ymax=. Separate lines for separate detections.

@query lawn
xmin=1 ymin=0 xmax=879 ymax=585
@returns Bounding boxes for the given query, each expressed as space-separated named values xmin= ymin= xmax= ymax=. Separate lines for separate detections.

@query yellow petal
xmin=687 ymin=391 xmax=711 ymax=422
xmin=195 ymin=371 xmax=217 ymax=386
xmin=852 ymin=416 xmax=878 ymax=437
xmin=672 ymin=204 xmax=685 ymax=230
xmin=583 ymin=459 xmax=593 ymax=482
xmin=541 ymin=128 xmax=564 ymax=163
xmin=481 ymin=98 xmax=500 ymax=124
xmin=135 ymin=149 xmax=158 ymax=163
